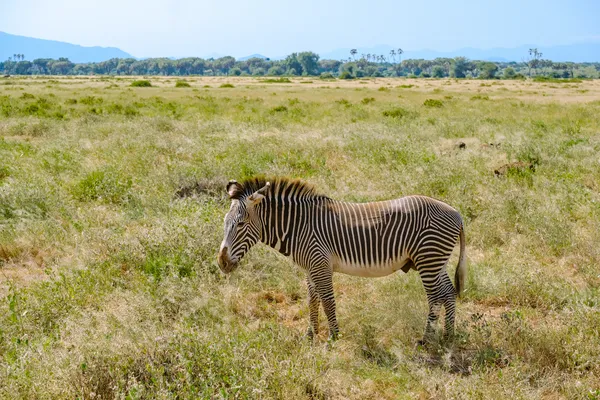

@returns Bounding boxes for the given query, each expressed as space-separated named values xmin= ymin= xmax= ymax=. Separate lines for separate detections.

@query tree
xmin=432 ymin=65 xmax=445 ymax=78
xmin=503 ymin=67 xmax=516 ymax=79
xmin=527 ymin=48 xmax=543 ymax=76
xmin=297 ymin=51 xmax=320 ymax=75
xmin=397 ymin=48 xmax=403 ymax=63
xmin=478 ymin=62 xmax=498 ymax=79
xmin=214 ymin=56 xmax=235 ymax=75
xmin=283 ymin=53 xmax=302 ymax=75
xmin=267 ymin=66 xmax=284 ymax=76
xmin=350 ymin=49 xmax=357 ymax=61
xmin=318 ymin=59 xmax=341 ymax=74
xmin=450 ymin=57 xmax=469 ymax=78
xmin=389 ymin=49 xmax=396 ymax=64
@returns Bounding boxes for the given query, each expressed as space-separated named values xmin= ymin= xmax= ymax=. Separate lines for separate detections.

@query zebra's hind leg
xmin=440 ymin=270 xmax=458 ymax=340
xmin=416 ymin=260 xmax=447 ymax=345
xmin=306 ymin=277 xmax=320 ymax=340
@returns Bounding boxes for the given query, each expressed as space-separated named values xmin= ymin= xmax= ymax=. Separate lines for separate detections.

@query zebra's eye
xmin=237 ymin=221 xmax=245 ymax=227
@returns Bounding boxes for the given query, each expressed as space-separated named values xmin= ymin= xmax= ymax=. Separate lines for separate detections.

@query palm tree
xmin=389 ymin=49 xmax=396 ymax=64
xmin=350 ymin=49 xmax=357 ymax=61
xmin=397 ymin=48 xmax=404 ymax=63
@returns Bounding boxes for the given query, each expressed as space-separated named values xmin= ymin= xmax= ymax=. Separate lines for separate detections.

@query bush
xmin=503 ymin=67 xmax=517 ymax=80
xmin=270 ymin=105 xmax=288 ymax=113
xmin=175 ymin=81 xmax=191 ymax=88
xmin=423 ymin=99 xmax=443 ymax=108
xmin=130 ymin=80 xmax=152 ymax=87
xmin=382 ymin=107 xmax=409 ymax=118
xmin=73 ymin=169 xmax=133 ymax=204
xmin=339 ymin=71 xmax=354 ymax=80
xmin=361 ymin=97 xmax=375 ymax=104
xmin=219 ymin=83 xmax=235 ymax=88
xmin=533 ymin=76 xmax=583 ymax=83
xmin=261 ymin=77 xmax=292 ymax=83
xmin=230 ymin=68 xmax=242 ymax=76
xmin=320 ymin=72 xmax=335 ymax=80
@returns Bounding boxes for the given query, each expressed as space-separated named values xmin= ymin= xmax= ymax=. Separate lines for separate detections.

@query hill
xmin=238 ymin=54 xmax=270 ymax=61
xmin=0 ymin=31 xmax=133 ymax=63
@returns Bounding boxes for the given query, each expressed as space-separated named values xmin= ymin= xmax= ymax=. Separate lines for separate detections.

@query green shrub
xmin=361 ymin=97 xmax=375 ymax=104
xmin=73 ymin=169 xmax=133 ymax=204
xmin=320 ymin=72 xmax=335 ymax=80
xmin=0 ymin=165 xmax=10 ymax=181
xmin=130 ymin=80 xmax=152 ymax=87
xmin=175 ymin=81 xmax=191 ymax=88
xmin=80 ymin=96 xmax=103 ymax=105
xmin=533 ymin=76 xmax=583 ymax=83
xmin=270 ymin=105 xmax=288 ymax=113
xmin=339 ymin=71 xmax=354 ymax=80
xmin=219 ymin=83 xmax=235 ymax=88
xmin=377 ymin=87 xmax=390 ymax=92
xmin=382 ymin=107 xmax=409 ymax=118
xmin=423 ymin=99 xmax=444 ymax=108
xmin=261 ymin=77 xmax=291 ymax=83
xmin=21 ymin=93 xmax=35 ymax=99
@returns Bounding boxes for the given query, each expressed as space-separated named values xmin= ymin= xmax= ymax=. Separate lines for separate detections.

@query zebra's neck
xmin=258 ymin=195 xmax=329 ymax=257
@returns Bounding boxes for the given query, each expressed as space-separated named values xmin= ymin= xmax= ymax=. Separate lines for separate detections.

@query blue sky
xmin=1 ymin=0 xmax=599 ymax=58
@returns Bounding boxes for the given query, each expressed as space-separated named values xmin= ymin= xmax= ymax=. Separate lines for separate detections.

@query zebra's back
xmin=318 ymin=195 xmax=462 ymax=277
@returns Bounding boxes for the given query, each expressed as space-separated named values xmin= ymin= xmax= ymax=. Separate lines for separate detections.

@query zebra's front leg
xmin=306 ymin=277 xmax=320 ymax=340
xmin=311 ymin=269 xmax=339 ymax=341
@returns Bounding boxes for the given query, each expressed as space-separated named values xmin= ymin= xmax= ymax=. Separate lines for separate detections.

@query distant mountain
xmin=0 ymin=31 xmax=133 ymax=63
xmin=238 ymin=54 xmax=270 ymax=61
xmin=320 ymin=43 xmax=600 ymax=62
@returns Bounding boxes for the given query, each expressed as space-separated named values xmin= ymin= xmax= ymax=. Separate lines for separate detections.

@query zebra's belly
xmin=331 ymin=256 xmax=410 ymax=278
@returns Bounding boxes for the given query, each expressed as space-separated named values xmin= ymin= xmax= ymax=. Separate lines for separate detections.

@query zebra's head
xmin=218 ymin=180 xmax=271 ymax=273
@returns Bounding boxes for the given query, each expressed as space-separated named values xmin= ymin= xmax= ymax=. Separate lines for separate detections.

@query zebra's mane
xmin=229 ymin=177 xmax=326 ymax=201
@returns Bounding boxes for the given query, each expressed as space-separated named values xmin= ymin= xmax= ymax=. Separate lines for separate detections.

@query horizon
xmin=2 ymin=0 xmax=599 ymax=59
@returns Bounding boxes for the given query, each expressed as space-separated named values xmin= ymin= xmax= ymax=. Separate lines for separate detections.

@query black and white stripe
xmin=219 ymin=177 xmax=467 ymax=342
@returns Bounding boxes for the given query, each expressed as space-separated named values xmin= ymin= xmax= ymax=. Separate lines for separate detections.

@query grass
xmin=175 ymin=80 xmax=191 ymax=88
xmin=0 ymin=76 xmax=599 ymax=399
xmin=261 ymin=77 xmax=292 ymax=83
xmin=130 ymin=79 xmax=152 ymax=87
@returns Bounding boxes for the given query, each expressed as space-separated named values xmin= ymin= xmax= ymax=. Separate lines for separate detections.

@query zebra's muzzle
xmin=217 ymin=246 xmax=238 ymax=274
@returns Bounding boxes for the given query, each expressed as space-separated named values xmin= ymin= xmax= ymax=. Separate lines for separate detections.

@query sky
xmin=1 ymin=0 xmax=599 ymax=58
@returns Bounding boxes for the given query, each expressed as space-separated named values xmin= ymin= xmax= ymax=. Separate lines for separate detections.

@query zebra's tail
xmin=454 ymin=226 xmax=467 ymax=298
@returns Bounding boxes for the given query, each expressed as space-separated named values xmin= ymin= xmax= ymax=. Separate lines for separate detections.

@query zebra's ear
xmin=227 ymin=180 xmax=242 ymax=198
xmin=248 ymin=182 xmax=270 ymax=205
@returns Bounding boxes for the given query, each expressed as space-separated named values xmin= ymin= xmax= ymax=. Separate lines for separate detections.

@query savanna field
xmin=1 ymin=75 xmax=600 ymax=399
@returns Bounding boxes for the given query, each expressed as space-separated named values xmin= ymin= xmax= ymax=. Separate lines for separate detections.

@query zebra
xmin=218 ymin=177 xmax=466 ymax=343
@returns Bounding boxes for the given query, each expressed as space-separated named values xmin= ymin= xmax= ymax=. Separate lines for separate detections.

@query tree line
xmin=2 ymin=50 xmax=599 ymax=79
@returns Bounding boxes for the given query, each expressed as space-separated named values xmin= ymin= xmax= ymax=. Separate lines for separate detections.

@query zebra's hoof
xmin=305 ymin=329 xmax=316 ymax=342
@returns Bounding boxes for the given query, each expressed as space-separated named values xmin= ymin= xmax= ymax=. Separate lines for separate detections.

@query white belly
xmin=331 ymin=256 xmax=410 ymax=278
